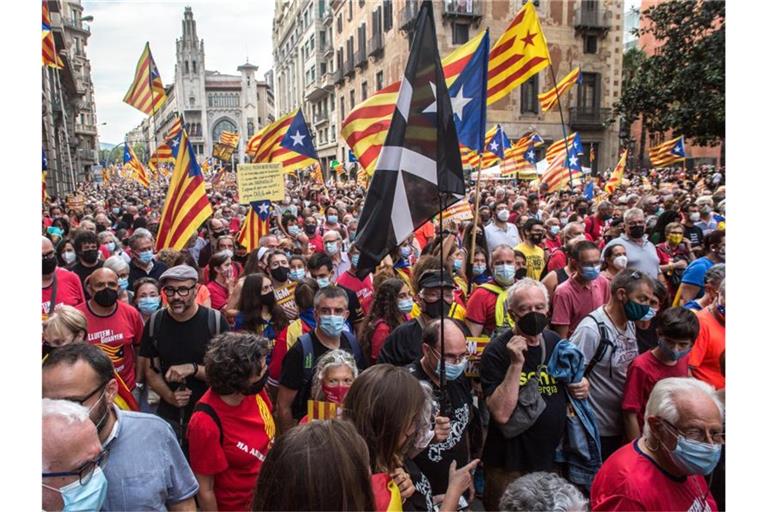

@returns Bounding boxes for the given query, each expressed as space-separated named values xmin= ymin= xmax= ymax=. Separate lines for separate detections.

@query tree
xmin=615 ymin=0 xmax=725 ymax=152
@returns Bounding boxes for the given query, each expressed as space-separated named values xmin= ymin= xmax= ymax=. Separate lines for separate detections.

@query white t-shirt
xmin=484 ymin=222 xmax=520 ymax=253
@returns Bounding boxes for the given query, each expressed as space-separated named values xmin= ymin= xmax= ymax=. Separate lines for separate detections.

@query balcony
xmin=321 ymin=41 xmax=333 ymax=58
xmin=322 ymin=9 xmax=333 ymax=24
xmin=78 ymin=149 xmax=99 ymax=162
xmin=74 ymin=123 xmax=98 ymax=136
xmin=354 ymin=47 xmax=368 ymax=69
xmin=62 ymin=19 xmax=91 ymax=35
xmin=313 ymin=111 xmax=329 ymax=126
xmin=574 ymin=1 xmax=610 ymax=36
xmin=321 ymin=72 xmax=335 ymax=90
xmin=305 ymin=79 xmax=329 ymax=102
xmin=568 ymin=107 xmax=612 ymax=130
xmin=332 ymin=68 xmax=344 ymax=85
xmin=399 ymin=0 xmax=420 ymax=31
xmin=368 ymin=32 xmax=384 ymax=58
xmin=443 ymin=1 xmax=482 ymax=22
xmin=343 ymin=59 xmax=355 ymax=78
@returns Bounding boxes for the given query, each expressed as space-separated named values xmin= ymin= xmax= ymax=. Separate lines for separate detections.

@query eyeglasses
xmin=162 ymin=286 xmax=195 ymax=297
xmin=42 ymin=449 xmax=110 ymax=486
xmin=67 ymin=381 xmax=108 ymax=406
xmin=662 ymin=419 xmax=725 ymax=445
xmin=431 ymin=347 xmax=469 ymax=365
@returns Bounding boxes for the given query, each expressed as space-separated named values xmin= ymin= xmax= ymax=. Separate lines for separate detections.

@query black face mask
xmin=271 ymin=266 xmax=290 ymax=283
xmin=242 ymin=372 xmax=268 ymax=395
xmin=305 ymin=225 xmax=317 ymax=235
xmin=528 ymin=234 xmax=544 ymax=244
xmin=80 ymin=249 xmax=99 ymax=265
xmin=577 ymin=207 xmax=588 ymax=216
xmin=261 ymin=291 xmax=276 ymax=308
xmin=42 ymin=254 xmax=57 ymax=275
xmin=629 ymin=225 xmax=646 ymax=239
xmin=93 ymin=288 xmax=118 ymax=307
xmin=516 ymin=311 xmax=549 ymax=336
xmin=423 ymin=298 xmax=451 ymax=319
xmin=515 ymin=267 xmax=528 ymax=281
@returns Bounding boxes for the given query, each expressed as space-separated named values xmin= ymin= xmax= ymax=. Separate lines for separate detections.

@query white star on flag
xmin=569 ymin=154 xmax=579 ymax=167
xmin=290 ymin=130 xmax=306 ymax=147
xmin=257 ymin=203 xmax=270 ymax=215
xmin=526 ymin=150 xmax=536 ymax=160
xmin=489 ymin=141 xmax=499 ymax=152
xmin=422 ymin=82 xmax=472 ymax=121
xmin=170 ymin=138 xmax=179 ymax=148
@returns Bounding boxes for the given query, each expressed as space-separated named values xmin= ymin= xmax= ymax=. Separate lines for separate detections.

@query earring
xmin=645 ymin=436 xmax=661 ymax=452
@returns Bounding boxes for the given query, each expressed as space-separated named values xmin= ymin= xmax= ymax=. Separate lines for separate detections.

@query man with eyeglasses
xmin=407 ymin=319 xmax=478 ymax=502
xmin=591 ymin=377 xmax=722 ymax=512
xmin=43 ymin=344 xmax=198 ymax=510
xmin=602 ymin=208 xmax=663 ymax=282
xmin=322 ymin=229 xmax=350 ymax=279
xmin=42 ymin=398 xmax=108 ymax=511
xmin=139 ymin=265 xmax=229 ymax=447
xmin=126 ymin=229 xmax=168 ymax=291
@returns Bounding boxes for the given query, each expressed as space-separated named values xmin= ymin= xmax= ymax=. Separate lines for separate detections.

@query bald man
xmin=76 ymin=268 xmax=145 ymax=390
xmin=42 ymin=237 xmax=85 ymax=322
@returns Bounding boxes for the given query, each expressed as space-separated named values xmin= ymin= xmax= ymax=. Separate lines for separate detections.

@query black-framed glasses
xmin=662 ymin=419 xmax=725 ymax=445
xmin=162 ymin=285 xmax=194 ymax=297
xmin=67 ymin=381 xmax=108 ymax=406
xmin=42 ymin=449 xmax=110 ymax=485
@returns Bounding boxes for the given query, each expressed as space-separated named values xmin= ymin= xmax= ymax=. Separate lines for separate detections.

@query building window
xmin=376 ymin=71 xmax=384 ymax=91
xmin=350 ymin=89 xmax=355 ymax=109
xmin=383 ymin=0 xmax=393 ymax=31
xmin=340 ymin=97 xmax=345 ymax=120
xmin=520 ymin=75 xmax=538 ymax=114
xmin=348 ymin=0 xmax=353 ymax=21
xmin=361 ymin=81 xmax=368 ymax=100
xmin=185 ymin=61 xmax=189 ymax=74
xmin=190 ymin=96 xmax=196 ymax=107
xmin=331 ymin=125 xmax=336 ymax=141
xmin=584 ymin=35 xmax=598 ymax=54
xmin=330 ymin=93 xmax=335 ymax=111
xmin=452 ymin=23 xmax=469 ymax=45
xmin=248 ymin=119 xmax=255 ymax=137
xmin=578 ymin=72 xmax=600 ymax=111
xmin=192 ymin=60 xmax=197 ymax=73
xmin=337 ymin=15 xmax=342 ymax=33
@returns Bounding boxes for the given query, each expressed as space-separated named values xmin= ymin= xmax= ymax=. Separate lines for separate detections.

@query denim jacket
xmin=547 ymin=339 xmax=603 ymax=490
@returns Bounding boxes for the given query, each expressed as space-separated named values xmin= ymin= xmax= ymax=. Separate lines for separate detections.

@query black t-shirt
xmin=407 ymin=362 xmax=474 ymax=496
xmin=139 ymin=306 xmax=229 ymax=422
xmin=684 ymin=224 xmax=705 ymax=248
xmin=128 ymin=259 xmax=169 ymax=291
xmin=69 ymin=261 xmax=103 ymax=294
xmin=377 ymin=320 xmax=424 ymax=367
xmin=280 ymin=330 xmax=367 ymax=419
xmin=479 ymin=328 xmax=567 ymax=472
xmin=338 ymin=284 xmax=364 ymax=327
xmin=403 ymin=458 xmax=434 ymax=512
xmin=636 ymin=316 xmax=659 ymax=354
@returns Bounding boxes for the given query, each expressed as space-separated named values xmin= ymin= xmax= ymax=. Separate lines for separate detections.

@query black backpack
xmin=583 ymin=314 xmax=616 ymax=379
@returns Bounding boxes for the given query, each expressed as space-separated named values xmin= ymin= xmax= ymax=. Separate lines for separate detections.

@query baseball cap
xmin=418 ymin=269 xmax=454 ymax=289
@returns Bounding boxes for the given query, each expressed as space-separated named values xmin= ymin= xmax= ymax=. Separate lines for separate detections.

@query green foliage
xmin=615 ymin=0 xmax=724 ymax=146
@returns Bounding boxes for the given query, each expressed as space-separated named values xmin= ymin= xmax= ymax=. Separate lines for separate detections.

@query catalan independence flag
xmin=649 ymin=136 xmax=686 ymax=168
xmin=371 ymin=473 xmax=403 ymax=512
xmin=123 ymin=42 xmax=167 ymax=116
xmin=605 ymin=149 xmax=628 ymax=194
xmin=124 ymin=143 xmax=150 ymax=187
xmin=487 ymin=2 xmax=551 ymax=106
xmin=546 ymin=132 xmax=583 ymax=161
xmin=341 ymin=31 xmax=487 ymax=176
xmin=148 ymin=143 xmax=174 ymax=172
xmin=247 ymin=109 xmax=318 ymax=174
xmin=43 ymin=2 xmax=64 ymax=68
xmin=164 ymin=116 xmax=183 ymax=141
xmin=218 ymin=131 xmax=240 ymax=148
xmin=306 ymin=400 xmax=338 ymax=421
xmin=155 ymin=129 xmax=213 ymax=250
xmin=538 ymin=67 xmax=581 ymax=112
xmin=237 ymin=200 xmax=272 ymax=252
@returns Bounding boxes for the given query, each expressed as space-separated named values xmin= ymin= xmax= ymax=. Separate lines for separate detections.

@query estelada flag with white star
xmin=237 ymin=200 xmax=272 ymax=252
xmin=354 ymin=0 xmax=464 ymax=278
xmin=485 ymin=124 xmax=511 ymax=161
xmin=246 ymin=108 xmax=318 ymax=174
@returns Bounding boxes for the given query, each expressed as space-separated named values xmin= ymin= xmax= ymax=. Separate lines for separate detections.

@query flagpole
xmin=438 ymin=191 xmax=448 ymax=414
xmin=148 ymin=57 xmax=159 ymax=155
xmin=468 ymin=164 xmax=483 ymax=294
xmin=54 ymin=69 xmax=76 ymax=192
xmin=548 ymin=65 xmax=574 ymax=191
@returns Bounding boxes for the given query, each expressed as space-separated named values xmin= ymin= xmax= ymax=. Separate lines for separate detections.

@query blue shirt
xmin=680 ymin=256 xmax=714 ymax=296
xmin=101 ymin=407 xmax=198 ymax=511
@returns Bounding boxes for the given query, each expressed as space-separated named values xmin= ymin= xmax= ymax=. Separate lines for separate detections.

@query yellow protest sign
xmin=237 ymin=163 xmax=285 ymax=203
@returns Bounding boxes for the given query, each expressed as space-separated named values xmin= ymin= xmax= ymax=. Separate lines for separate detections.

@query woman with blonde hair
xmin=43 ymin=304 xmax=87 ymax=355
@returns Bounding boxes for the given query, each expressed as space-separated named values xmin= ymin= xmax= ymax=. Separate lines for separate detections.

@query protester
xmin=132 ymin=277 xmax=162 ymax=321
xmin=306 ymin=348 xmax=359 ymax=413
xmin=514 ymin=219 xmax=547 ymax=280
xmin=683 ymin=263 xmax=725 ymax=311
xmin=690 ymin=280 xmax=726 ymax=390
xmin=43 ymin=305 xmax=87 ymax=355
xmin=498 ymin=472 xmax=588 ymax=512
xmin=599 ymin=243 xmax=627 ymax=283
xmin=126 ymin=228 xmax=168 ymax=290
xmin=307 ymin=252 xmax=365 ymax=335
xmin=360 ymin=277 xmax=413 ymax=364
xmin=102 ymin=255 xmax=132 ymax=303
xmin=465 ymin=245 xmax=517 ymax=337
xmin=232 ymin=273 xmax=289 ymax=341
xmin=676 ymin=230 xmax=725 ymax=306
xmin=336 ymin=243 xmax=375 ymax=314
xmin=484 ymin=202 xmax=520 ymax=253
xmin=206 ymin=251 xmax=237 ymax=312
xmin=43 ymin=236 xmax=85 ymax=321
xmin=603 ymin=208 xmax=662 ymax=280
xmin=69 ymin=230 xmax=104 ymax=289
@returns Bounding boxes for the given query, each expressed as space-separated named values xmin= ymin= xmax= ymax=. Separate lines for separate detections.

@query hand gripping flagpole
xmin=548 ymin=64 xmax=575 ymax=192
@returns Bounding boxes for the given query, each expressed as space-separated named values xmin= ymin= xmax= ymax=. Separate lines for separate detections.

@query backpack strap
xmin=341 ymin=331 xmax=364 ymax=365
xmin=479 ymin=283 xmax=514 ymax=329
xmin=149 ymin=309 xmax=166 ymax=353
xmin=207 ymin=308 xmax=222 ymax=337
xmin=583 ymin=314 xmax=614 ymax=378
xmin=48 ymin=272 xmax=59 ymax=315
xmin=299 ymin=333 xmax=315 ymax=389
xmin=192 ymin=402 xmax=223 ymax=445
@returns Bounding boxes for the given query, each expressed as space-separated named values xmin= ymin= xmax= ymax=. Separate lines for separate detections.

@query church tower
xmin=175 ymin=6 xmax=207 ymax=155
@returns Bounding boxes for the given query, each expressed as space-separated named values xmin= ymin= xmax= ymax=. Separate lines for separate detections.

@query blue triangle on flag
xmin=281 ymin=109 xmax=318 ymax=160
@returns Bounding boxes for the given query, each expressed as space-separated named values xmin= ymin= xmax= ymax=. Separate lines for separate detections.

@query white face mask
xmin=613 ymin=255 xmax=628 ymax=269
xmin=497 ymin=210 xmax=510 ymax=222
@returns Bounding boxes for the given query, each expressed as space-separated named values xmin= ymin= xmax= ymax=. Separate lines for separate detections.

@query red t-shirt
xmin=544 ymin=236 xmax=561 ymax=258
xmin=336 ymin=271 xmax=374 ymax=314
xmin=465 ymin=284 xmax=502 ymax=335
xmin=592 ymin=440 xmax=718 ymax=512
xmin=370 ymin=320 xmax=393 ymax=364
xmin=76 ymin=301 xmax=144 ymax=389
xmin=42 ymin=268 xmax=85 ymax=320
xmin=551 ymin=276 xmax=612 ymax=336
xmin=307 ymin=233 xmax=325 ymax=254
xmin=413 ymin=221 xmax=435 ymax=251
xmin=188 ymin=390 xmax=275 ymax=512
xmin=208 ymin=280 xmax=230 ymax=311
xmin=622 ymin=350 xmax=690 ymax=430
xmin=690 ymin=309 xmax=725 ymax=389
xmin=546 ymin=247 xmax=568 ymax=273
xmin=585 ymin=215 xmax=605 ymax=241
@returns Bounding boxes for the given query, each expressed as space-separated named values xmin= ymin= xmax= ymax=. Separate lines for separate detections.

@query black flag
xmin=354 ymin=0 xmax=465 ymax=278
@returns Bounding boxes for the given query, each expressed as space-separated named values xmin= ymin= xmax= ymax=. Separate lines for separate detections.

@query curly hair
xmin=204 ymin=332 xmax=271 ymax=395
xmin=310 ymin=349 xmax=359 ymax=400
xmin=499 ymin=471 xmax=588 ymax=512
xmin=359 ymin=278 xmax=407 ymax=361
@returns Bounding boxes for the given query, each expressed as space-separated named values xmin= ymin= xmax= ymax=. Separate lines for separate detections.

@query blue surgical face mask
xmin=494 ymin=263 xmax=515 ymax=285
xmin=118 ymin=277 xmax=129 ymax=291
xmin=472 ymin=263 xmax=487 ymax=276
xmin=400 ymin=245 xmax=412 ymax=259
xmin=288 ymin=268 xmax=306 ymax=281
xmin=580 ymin=265 xmax=601 ymax=281
xmin=316 ymin=276 xmax=331 ymax=288
xmin=327 ymin=214 xmax=338 ymax=224
xmin=453 ymin=259 xmax=463 ymax=272
xmin=138 ymin=250 xmax=153 ymax=264
xmin=106 ymin=242 xmax=116 ymax=253
xmin=397 ymin=298 xmax=414 ymax=313
xmin=319 ymin=315 xmax=346 ymax=337
xmin=662 ymin=424 xmax=722 ymax=475
xmin=436 ymin=355 xmax=468 ymax=381
xmin=43 ymin=466 xmax=109 ymax=512
xmin=640 ymin=307 xmax=657 ymax=322
xmin=324 ymin=242 xmax=339 ymax=255
xmin=549 ymin=226 xmax=561 ymax=236
xmin=112 ymin=207 xmax=121 ymax=215
xmin=288 ymin=225 xmax=301 ymax=236
xmin=658 ymin=339 xmax=691 ymax=361
xmin=137 ymin=296 xmax=161 ymax=315
xmin=351 ymin=253 xmax=360 ymax=268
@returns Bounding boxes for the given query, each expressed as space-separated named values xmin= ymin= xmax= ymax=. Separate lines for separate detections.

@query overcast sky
xmin=83 ymin=0 xmax=275 ymax=145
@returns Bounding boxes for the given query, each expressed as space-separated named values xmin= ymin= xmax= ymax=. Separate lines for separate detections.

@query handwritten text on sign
xmin=237 ymin=163 xmax=285 ymax=203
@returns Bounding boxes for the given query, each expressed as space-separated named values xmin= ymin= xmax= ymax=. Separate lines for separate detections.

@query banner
xmin=237 ymin=163 xmax=285 ymax=203
xmin=213 ymin=142 xmax=236 ymax=162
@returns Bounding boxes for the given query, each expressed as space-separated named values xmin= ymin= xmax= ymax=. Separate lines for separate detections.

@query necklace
xmin=602 ymin=306 xmax=628 ymax=335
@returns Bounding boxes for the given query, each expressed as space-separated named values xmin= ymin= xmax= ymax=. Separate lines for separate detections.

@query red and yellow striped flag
xmin=538 ymin=67 xmax=580 ymax=112
xmin=124 ymin=143 xmax=150 ymax=187
xmin=237 ymin=201 xmax=271 ymax=252
xmin=247 ymin=111 xmax=317 ymax=174
xmin=148 ymin=143 xmax=174 ymax=172
xmin=546 ymin=133 xmax=579 ymax=162
xmin=372 ymin=474 xmax=403 ymax=512
xmin=42 ymin=2 xmax=64 ymax=68
xmin=341 ymin=31 xmax=487 ymax=176
xmin=123 ymin=42 xmax=167 ymax=116
xmin=164 ymin=116 xmax=182 ymax=141
xmin=219 ymin=131 xmax=240 ymax=147
xmin=487 ymin=2 xmax=551 ymax=106
xmin=649 ymin=136 xmax=686 ymax=167
xmin=246 ymin=132 xmax=262 ymax=157
xmin=540 ymin=151 xmax=572 ymax=193
xmin=605 ymin=149 xmax=628 ymax=194
xmin=306 ymin=400 xmax=339 ymax=421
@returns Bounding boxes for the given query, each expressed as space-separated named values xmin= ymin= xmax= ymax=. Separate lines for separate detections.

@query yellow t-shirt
xmin=514 ymin=242 xmax=546 ymax=281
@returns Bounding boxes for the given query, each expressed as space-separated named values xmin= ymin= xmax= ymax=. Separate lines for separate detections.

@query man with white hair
xmin=499 ymin=471 xmax=588 ymax=512
xmin=126 ymin=228 xmax=168 ymax=291
xmin=602 ymin=208 xmax=662 ymax=280
xmin=322 ymin=229 xmax=350 ymax=279
xmin=42 ymin=399 xmax=108 ymax=512
xmin=591 ymin=377 xmax=722 ymax=511
xmin=479 ymin=278 xmax=589 ymax=510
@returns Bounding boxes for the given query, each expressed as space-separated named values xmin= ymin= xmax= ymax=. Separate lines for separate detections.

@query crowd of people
xmin=41 ymin=163 xmax=726 ymax=511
